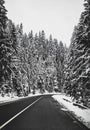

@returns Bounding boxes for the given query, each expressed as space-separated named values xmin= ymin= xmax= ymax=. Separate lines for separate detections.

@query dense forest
xmin=0 ymin=0 xmax=90 ymax=107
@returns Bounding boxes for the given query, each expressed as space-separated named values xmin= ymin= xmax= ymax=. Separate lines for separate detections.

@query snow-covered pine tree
xmin=64 ymin=26 xmax=79 ymax=96
xmin=56 ymin=41 xmax=65 ymax=91
xmin=80 ymin=0 xmax=90 ymax=104
xmin=66 ymin=0 xmax=90 ymax=105
xmin=0 ymin=0 xmax=12 ymax=91
xmin=6 ymin=20 xmax=19 ymax=94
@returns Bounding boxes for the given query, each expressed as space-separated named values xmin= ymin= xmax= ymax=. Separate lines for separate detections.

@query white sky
xmin=5 ymin=0 xmax=84 ymax=46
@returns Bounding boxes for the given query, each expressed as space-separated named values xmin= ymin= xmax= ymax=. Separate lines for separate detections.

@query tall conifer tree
xmin=0 ymin=0 xmax=10 ymax=84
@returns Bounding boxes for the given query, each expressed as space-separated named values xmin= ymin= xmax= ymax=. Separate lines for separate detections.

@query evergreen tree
xmin=0 ymin=0 xmax=11 ymax=86
xmin=56 ymin=42 xmax=65 ymax=91
xmin=6 ymin=20 xmax=19 ymax=93
xmin=0 ymin=0 xmax=7 ymax=34
xmin=65 ymin=0 xmax=90 ymax=105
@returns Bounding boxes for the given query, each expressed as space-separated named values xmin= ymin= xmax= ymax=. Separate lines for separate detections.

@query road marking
xmin=0 ymin=97 xmax=42 ymax=129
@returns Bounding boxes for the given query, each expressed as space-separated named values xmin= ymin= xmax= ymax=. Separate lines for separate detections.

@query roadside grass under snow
xmin=52 ymin=94 xmax=90 ymax=129
xmin=0 ymin=90 xmax=51 ymax=104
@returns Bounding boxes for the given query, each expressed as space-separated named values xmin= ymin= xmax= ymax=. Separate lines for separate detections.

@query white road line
xmin=0 ymin=97 xmax=42 ymax=129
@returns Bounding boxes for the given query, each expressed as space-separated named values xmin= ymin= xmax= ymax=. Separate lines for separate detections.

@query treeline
xmin=64 ymin=0 xmax=90 ymax=107
xmin=0 ymin=0 xmax=66 ymax=96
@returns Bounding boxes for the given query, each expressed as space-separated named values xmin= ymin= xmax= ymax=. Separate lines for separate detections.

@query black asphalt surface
xmin=0 ymin=95 xmax=89 ymax=130
xmin=0 ymin=95 xmax=42 ymax=126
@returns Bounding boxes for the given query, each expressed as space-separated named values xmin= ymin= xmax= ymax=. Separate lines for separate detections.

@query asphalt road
xmin=0 ymin=95 xmax=89 ymax=130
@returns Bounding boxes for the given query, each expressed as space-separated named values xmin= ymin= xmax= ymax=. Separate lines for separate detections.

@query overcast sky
xmin=5 ymin=0 xmax=84 ymax=46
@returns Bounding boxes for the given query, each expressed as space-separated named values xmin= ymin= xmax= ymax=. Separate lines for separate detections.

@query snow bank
xmin=52 ymin=94 xmax=90 ymax=129
xmin=0 ymin=90 xmax=53 ymax=105
xmin=0 ymin=93 xmax=42 ymax=104
xmin=0 ymin=94 xmax=20 ymax=104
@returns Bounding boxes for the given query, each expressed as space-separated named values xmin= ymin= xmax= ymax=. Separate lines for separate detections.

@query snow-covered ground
xmin=0 ymin=90 xmax=50 ymax=104
xmin=0 ymin=94 xmax=19 ymax=104
xmin=52 ymin=94 xmax=90 ymax=129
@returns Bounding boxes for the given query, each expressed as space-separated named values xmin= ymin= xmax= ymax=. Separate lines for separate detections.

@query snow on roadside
xmin=0 ymin=93 xmax=42 ymax=104
xmin=0 ymin=90 xmax=51 ymax=105
xmin=0 ymin=93 xmax=23 ymax=104
xmin=52 ymin=94 xmax=90 ymax=129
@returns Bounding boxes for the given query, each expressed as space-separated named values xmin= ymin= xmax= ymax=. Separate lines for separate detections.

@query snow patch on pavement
xmin=52 ymin=94 xmax=90 ymax=129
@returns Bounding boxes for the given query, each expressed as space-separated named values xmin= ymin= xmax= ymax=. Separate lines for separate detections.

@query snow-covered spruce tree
xmin=56 ymin=41 xmax=65 ymax=92
xmin=6 ymin=20 xmax=22 ymax=95
xmin=28 ymin=30 xmax=38 ymax=93
xmin=64 ymin=26 xmax=78 ymax=96
xmin=80 ymin=0 xmax=90 ymax=104
xmin=66 ymin=0 xmax=90 ymax=105
xmin=0 ymin=0 xmax=13 ymax=92
xmin=15 ymin=24 xmax=31 ymax=95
